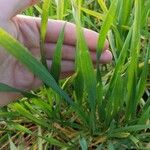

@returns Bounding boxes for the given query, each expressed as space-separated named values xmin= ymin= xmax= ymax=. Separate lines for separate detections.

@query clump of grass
xmin=0 ymin=0 xmax=150 ymax=149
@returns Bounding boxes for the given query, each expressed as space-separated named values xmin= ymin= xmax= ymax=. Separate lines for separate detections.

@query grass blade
xmin=96 ymin=0 xmax=118 ymax=58
xmin=136 ymin=43 xmax=150 ymax=104
xmin=138 ymin=106 xmax=150 ymax=125
xmin=74 ymin=63 xmax=84 ymax=103
xmin=50 ymin=23 xmax=66 ymax=82
xmin=56 ymin=0 xmax=64 ymax=19
xmin=80 ymin=7 xmax=104 ymax=20
xmin=106 ymin=28 xmax=132 ymax=98
xmin=118 ymin=0 xmax=133 ymax=26
xmin=40 ymin=0 xmax=50 ymax=68
xmin=9 ymin=137 xmax=17 ymax=150
xmin=72 ymin=0 xmax=97 ymax=133
xmin=79 ymin=137 xmax=88 ymax=150
xmin=109 ymin=125 xmax=150 ymax=135
xmin=0 ymin=83 xmax=37 ymax=98
xmin=98 ymin=0 xmax=108 ymax=13
xmin=96 ymin=0 xmax=119 ymax=106
xmin=126 ymin=0 xmax=141 ymax=121
xmin=10 ymin=103 xmax=51 ymax=129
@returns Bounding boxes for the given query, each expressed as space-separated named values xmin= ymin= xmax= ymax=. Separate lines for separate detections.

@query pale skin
xmin=0 ymin=0 xmax=112 ymax=107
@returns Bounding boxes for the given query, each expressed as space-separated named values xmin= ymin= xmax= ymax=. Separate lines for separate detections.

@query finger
xmin=44 ymin=43 xmax=112 ymax=63
xmin=0 ymin=0 xmax=39 ymax=20
xmin=43 ymin=19 xmax=109 ymax=51
xmin=31 ymin=42 xmax=112 ymax=63
xmin=45 ymin=43 xmax=75 ymax=61
xmin=14 ymin=49 xmax=112 ymax=91
xmin=99 ymin=50 xmax=112 ymax=64
xmin=19 ymin=16 xmax=109 ymax=51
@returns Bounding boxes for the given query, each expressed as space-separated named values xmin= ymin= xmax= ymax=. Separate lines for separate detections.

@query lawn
xmin=0 ymin=0 xmax=150 ymax=149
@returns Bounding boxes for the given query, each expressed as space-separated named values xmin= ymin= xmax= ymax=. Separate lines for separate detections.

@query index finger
xmin=43 ymin=19 xmax=110 ymax=51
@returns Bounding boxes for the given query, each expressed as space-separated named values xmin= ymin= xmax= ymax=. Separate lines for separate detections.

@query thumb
xmin=0 ymin=0 xmax=39 ymax=20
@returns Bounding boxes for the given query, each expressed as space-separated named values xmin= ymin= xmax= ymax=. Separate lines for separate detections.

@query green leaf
xmin=32 ymin=98 xmax=53 ymax=118
xmin=126 ymin=0 xmax=141 ymax=121
xmin=7 ymin=122 xmax=32 ymax=134
xmin=108 ymin=142 xmax=115 ymax=150
xmin=7 ymin=122 xmax=69 ymax=148
xmin=109 ymin=125 xmax=150 ymax=135
xmin=136 ymin=43 xmax=150 ymax=103
xmin=56 ymin=0 xmax=64 ymax=19
xmin=141 ymin=0 xmax=150 ymax=28
xmin=97 ymin=0 xmax=118 ymax=57
xmin=106 ymin=28 xmax=132 ymax=98
xmin=40 ymin=0 xmax=50 ymax=68
xmin=108 ymin=30 xmax=117 ymax=63
xmin=138 ymin=106 xmax=150 ymax=125
xmin=111 ymin=26 xmax=124 ymax=54
xmin=11 ymin=103 xmax=51 ymax=129
xmin=50 ymin=23 xmax=66 ymax=82
xmin=74 ymin=70 xmax=84 ymax=103
xmin=9 ymin=137 xmax=17 ymax=150
xmin=98 ymin=0 xmax=108 ymax=13
xmin=80 ymin=7 xmax=104 ymax=20
xmin=96 ymin=0 xmax=119 ymax=105
xmin=95 ymin=144 xmax=103 ymax=150
xmin=38 ymin=126 xmax=43 ymax=150
xmin=79 ymin=137 xmax=88 ymax=150
xmin=105 ymin=74 xmax=124 ymax=125
xmin=73 ymin=1 xmax=97 ymax=133
xmin=118 ymin=0 xmax=133 ymax=26
xmin=0 ymin=82 xmax=37 ymax=98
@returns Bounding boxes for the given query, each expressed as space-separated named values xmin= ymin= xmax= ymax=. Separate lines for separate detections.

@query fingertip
xmin=100 ymin=50 xmax=113 ymax=64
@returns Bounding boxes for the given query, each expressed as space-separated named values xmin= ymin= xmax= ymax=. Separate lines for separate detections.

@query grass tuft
xmin=0 ymin=0 xmax=150 ymax=149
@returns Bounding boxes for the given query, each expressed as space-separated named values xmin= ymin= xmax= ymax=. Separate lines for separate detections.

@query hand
xmin=0 ymin=0 xmax=112 ymax=106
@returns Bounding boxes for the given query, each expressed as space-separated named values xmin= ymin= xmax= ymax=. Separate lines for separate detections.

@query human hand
xmin=0 ymin=0 xmax=112 ymax=106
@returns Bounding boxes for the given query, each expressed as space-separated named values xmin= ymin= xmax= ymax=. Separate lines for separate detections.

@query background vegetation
xmin=0 ymin=0 xmax=150 ymax=149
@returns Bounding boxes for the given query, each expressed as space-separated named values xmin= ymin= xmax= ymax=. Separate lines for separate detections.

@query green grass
xmin=0 ymin=0 xmax=150 ymax=149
